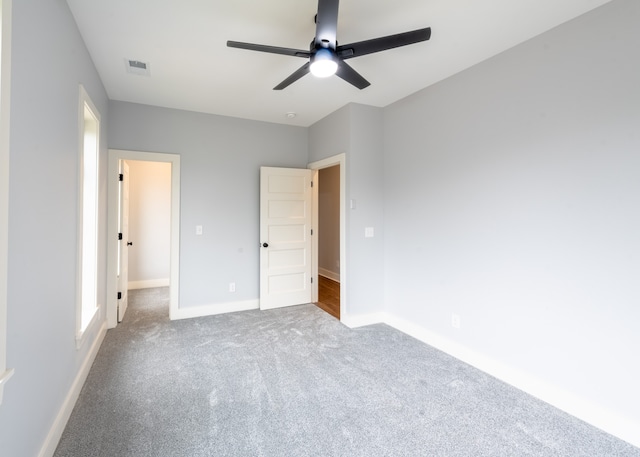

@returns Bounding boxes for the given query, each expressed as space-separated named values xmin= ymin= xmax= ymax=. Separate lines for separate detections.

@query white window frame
xmin=0 ymin=0 xmax=14 ymax=404
xmin=76 ymin=85 xmax=101 ymax=347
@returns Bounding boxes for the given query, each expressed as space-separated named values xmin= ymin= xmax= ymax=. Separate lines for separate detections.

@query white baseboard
xmin=128 ymin=278 xmax=170 ymax=290
xmin=171 ymin=299 xmax=259 ymax=320
xmin=382 ymin=313 xmax=640 ymax=449
xmin=38 ymin=320 xmax=108 ymax=457
xmin=318 ymin=268 xmax=340 ymax=283
xmin=340 ymin=312 xmax=384 ymax=329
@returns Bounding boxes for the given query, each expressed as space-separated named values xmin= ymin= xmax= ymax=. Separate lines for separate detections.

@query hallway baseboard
xmin=318 ymin=268 xmax=339 ymax=283
xmin=128 ymin=278 xmax=170 ymax=290
xmin=38 ymin=320 xmax=107 ymax=457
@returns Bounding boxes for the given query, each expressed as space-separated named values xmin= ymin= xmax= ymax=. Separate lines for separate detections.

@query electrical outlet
xmin=229 ymin=282 xmax=236 ymax=293
xmin=451 ymin=313 xmax=461 ymax=329
xmin=195 ymin=225 xmax=203 ymax=235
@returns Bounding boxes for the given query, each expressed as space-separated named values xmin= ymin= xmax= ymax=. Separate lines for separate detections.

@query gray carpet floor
xmin=54 ymin=287 xmax=639 ymax=456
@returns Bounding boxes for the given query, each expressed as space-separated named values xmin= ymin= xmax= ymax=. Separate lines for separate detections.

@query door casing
xmin=308 ymin=153 xmax=346 ymax=320
xmin=106 ymin=149 xmax=180 ymax=328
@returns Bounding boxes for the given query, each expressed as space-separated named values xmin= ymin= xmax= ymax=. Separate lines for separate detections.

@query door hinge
xmin=119 ymin=173 xmax=124 ymax=181
xmin=117 ymin=291 xmax=122 ymax=300
xmin=311 ymin=277 xmax=313 ymax=284
xmin=311 ymin=181 xmax=313 ymax=188
xmin=311 ymin=229 xmax=313 ymax=236
xmin=118 ymin=232 xmax=123 ymax=240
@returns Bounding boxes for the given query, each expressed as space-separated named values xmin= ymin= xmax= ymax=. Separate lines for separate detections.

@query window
xmin=76 ymin=85 xmax=100 ymax=343
xmin=0 ymin=0 xmax=13 ymax=403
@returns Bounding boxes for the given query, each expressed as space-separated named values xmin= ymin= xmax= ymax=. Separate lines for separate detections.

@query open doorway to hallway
xmin=315 ymin=164 xmax=340 ymax=319
xmin=122 ymin=160 xmax=172 ymax=317
xmin=107 ymin=149 xmax=180 ymax=329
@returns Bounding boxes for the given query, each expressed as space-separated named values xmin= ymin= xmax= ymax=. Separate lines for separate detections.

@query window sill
xmin=75 ymin=305 xmax=100 ymax=350
xmin=0 ymin=367 xmax=15 ymax=405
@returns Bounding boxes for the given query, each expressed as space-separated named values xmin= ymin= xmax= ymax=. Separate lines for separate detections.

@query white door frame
xmin=308 ymin=153 xmax=346 ymax=321
xmin=106 ymin=149 xmax=180 ymax=328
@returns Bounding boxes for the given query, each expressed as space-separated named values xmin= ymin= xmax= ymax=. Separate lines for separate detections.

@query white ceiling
xmin=66 ymin=0 xmax=611 ymax=127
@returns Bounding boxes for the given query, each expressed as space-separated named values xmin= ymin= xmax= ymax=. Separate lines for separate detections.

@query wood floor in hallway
xmin=315 ymin=275 xmax=340 ymax=319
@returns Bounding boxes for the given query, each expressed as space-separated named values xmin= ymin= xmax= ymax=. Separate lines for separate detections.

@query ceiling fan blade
xmin=335 ymin=60 xmax=370 ymax=90
xmin=336 ymin=27 xmax=431 ymax=59
xmin=273 ymin=62 xmax=311 ymax=90
xmin=315 ymin=0 xmax=339 ymax=48
xmin=227 ymin=40 xmax=311 ymax=58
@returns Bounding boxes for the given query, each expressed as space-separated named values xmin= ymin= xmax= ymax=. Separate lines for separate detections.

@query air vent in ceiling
xmin=125 ymin=59 xmax=151 ymax=76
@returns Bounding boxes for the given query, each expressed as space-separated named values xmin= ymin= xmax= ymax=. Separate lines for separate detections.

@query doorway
xmin=107 ymin=149 xmax=181 ymax=329
xmin=121 ymin=160 xmax=172 ymax=320
xmin=309 ymin=153 xmax=346 ymax=321
xmin=316 ymin=165 xmax=340 ymax=319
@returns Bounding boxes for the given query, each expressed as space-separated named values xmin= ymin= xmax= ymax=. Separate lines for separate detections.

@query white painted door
xmin=117 ymin=160 xmax=130 ymax=322
xmin=260 ymin=167 xmax=313 ymax=310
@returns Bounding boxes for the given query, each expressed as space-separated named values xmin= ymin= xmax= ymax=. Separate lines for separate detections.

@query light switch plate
xmin=365 ymin=227 xmax=374 ymax=238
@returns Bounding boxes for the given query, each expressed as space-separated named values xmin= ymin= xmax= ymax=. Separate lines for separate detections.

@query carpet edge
xmin=38 ymin=320 xmax=108 ymax=457
xmin=383 ymin=313 xmax=640 ymax=450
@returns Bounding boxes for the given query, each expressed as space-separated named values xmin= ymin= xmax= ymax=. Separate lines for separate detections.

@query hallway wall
xmin=127 ymin=160 xmax=171 ymax=289
xmin=318 ymin=165 xmax=340 ymax=281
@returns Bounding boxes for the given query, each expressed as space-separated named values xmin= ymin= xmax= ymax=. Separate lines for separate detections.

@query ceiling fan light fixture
xmin=310 ymin=48 xmax=338 ymax=78
xmin=227 ymin=0 xmax=431 ymax=90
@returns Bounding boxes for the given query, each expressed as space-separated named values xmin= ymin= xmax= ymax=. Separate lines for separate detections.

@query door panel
xmin=260 ymin=167 xmax=312 ymax=310
xmin=269 ymin=225 xmax=306 ymax=243
xmin=117 ymin=160 xmax=130 ymax=322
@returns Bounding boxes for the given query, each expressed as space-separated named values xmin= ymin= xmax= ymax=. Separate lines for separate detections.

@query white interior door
xmin=260 ymin=167 xmax=313 ymax=310
xmin=117 ymin=160 xmax=130 ymax=322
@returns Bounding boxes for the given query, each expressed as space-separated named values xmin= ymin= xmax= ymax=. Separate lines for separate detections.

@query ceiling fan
xmin=227 ymin=0 xmax=431 ymax=90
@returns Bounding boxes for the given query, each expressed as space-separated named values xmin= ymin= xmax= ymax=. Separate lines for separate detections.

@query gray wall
xmin=383 ymin=0 xmax=639 ymax=430
xmin=108 ymin=102 xmax=308 ymax=308
xmin=309 ymin=104 xmax=385 ymax=317
xmin=0 ymin=0 xmax=109 ymax=455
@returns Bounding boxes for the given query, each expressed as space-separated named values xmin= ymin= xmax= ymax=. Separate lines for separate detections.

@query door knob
xmin=127 ymin=241 xmax=133 ymax=246
xmin=262 ymin=242 xmax=269 ymax=248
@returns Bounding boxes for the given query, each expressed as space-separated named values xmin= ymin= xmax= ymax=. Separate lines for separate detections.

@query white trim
xmin=0 ymin=367 xmax=14 ymax=387
xmin=37 ymin=321 xmax=107 ymax=457
xmin=171 ymin=299 xmax=259 ymax=320
xmin=344 ymin=311 xmax=640 ymax=447
xmin=341 ymin=312 xmax=384 ymax=329
xmin=75 ymin=85 xmax=101 ymax=341
xmin=74 ymin=305 xmax=100 ymax=350
xmin=382 ymin=313 xmax=640 ymax=449
xmin=128 ymin=278 xmax=170 ymax=290
xmin=308 ymin=153 xmax=347 ymax=323
xmin=0 ymin=0 xmax=12 ymax=404
xmin=318 ymin=268 xmax=340 ymax=283
xmin=107 ymin=149 xmax=180 ymax=328
xmin=310 ymin=169 xmax=319 ymax=304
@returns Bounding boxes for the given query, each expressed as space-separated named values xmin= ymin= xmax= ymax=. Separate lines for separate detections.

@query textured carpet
xmin=54 ymin=288 xmax=639 ymax=456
